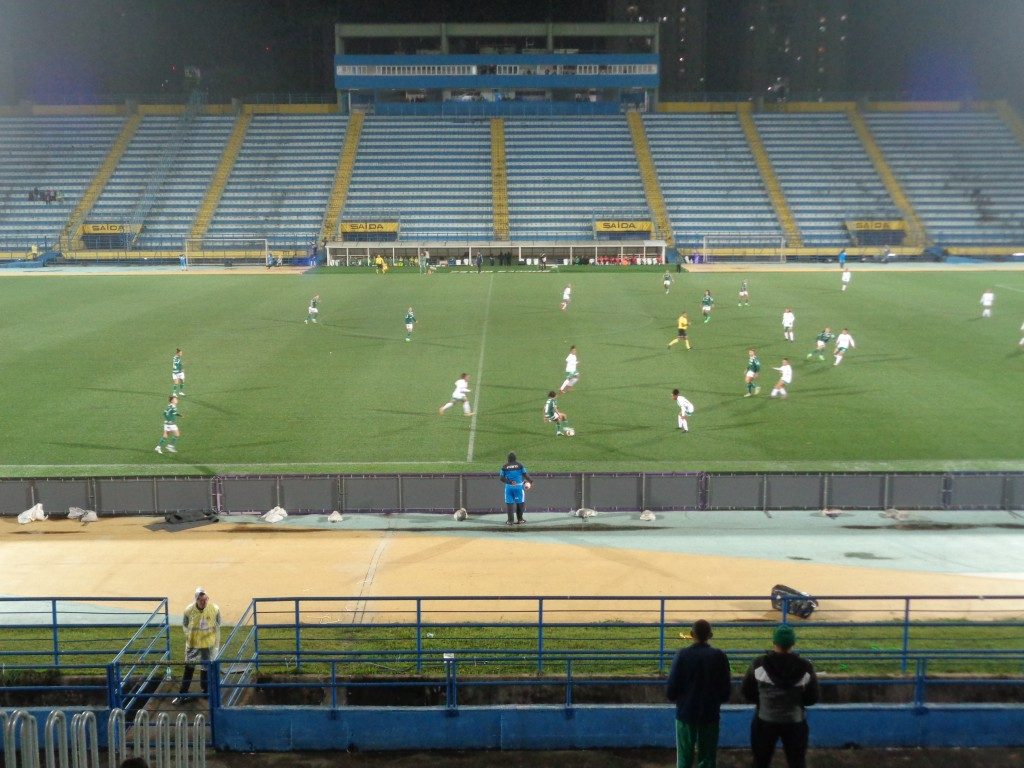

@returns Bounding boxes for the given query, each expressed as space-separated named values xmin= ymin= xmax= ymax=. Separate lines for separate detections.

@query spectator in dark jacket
xmin=741 ymin=624 xmax=819 ymax=768
xmin=666 ymin=619 xmax=732 ymax=768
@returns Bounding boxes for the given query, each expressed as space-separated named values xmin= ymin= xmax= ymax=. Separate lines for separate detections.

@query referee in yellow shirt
xmin=668 ymin=312 xmax=691 ymax=350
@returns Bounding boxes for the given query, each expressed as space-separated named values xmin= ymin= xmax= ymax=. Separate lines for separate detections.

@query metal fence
xmin=1 ymin=471 xmax=1021 ymax=517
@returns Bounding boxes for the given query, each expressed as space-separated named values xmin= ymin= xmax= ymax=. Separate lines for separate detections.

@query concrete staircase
xmin=320 ymin=111 xmax=363 ymax=243
xmin=626 ymin=111 xmax=673 ymax=249
xmin=189 ymin=109 xmax=252 ymax=242
xmin=490 ymin=118 xmax=510 ymax=241
xmin=737 ymin=105 xmax=802 ymax=247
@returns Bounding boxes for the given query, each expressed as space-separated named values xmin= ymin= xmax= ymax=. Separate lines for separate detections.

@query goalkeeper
xmin=499 ymin=452 xmax=533 ymax=527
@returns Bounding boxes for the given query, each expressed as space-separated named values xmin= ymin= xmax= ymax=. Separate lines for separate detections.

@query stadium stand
xmin=505 ymin=116 xmax=648 ymax=240
xmin=754 ymin=112 xmax=901 ymax=248
xmin=205 ymin=113 xmax=347 ymax=250
xmin=643 ymin=113 xmax=783 ymax=250
xmin=88 ymin=115 xmax=235 ymax=248
xmin=866 ymin=110 xmax=1024 ymax=246
xmin=342 ymin=116 xmax=493 ymax=240
xmin=0 ymin=116 xmax=124 ymax=250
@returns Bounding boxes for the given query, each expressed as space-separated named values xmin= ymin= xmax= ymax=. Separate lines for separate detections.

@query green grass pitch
xmin=1 ymin=268 xmax=1022 ymax=477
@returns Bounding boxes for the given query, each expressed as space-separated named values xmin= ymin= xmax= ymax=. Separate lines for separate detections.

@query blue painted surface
xmin=212 ymin=704 xmax=1024 ymax=752
xmin=226 ymin=508 xmax=1024 ymax=577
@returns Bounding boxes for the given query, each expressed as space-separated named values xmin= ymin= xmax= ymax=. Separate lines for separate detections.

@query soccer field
xmin=1 ymin=268 xmax=1022 ymax=477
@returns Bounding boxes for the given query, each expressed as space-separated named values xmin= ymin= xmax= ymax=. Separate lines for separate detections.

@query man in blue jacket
xmin=666 ymin=619 xmax=732 ymax=768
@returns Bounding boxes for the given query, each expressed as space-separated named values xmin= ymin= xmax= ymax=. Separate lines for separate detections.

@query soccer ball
xmin=563 ymin=427 xmax=575 ymax=437
xmin=453 ymin=508 xmax=468 ymax=521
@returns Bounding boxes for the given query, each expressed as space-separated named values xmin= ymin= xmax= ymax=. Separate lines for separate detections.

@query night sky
xmin=1 ymin=0 xmax=1023 ymax=102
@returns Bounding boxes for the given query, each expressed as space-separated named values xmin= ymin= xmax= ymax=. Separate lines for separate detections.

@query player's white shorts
xmin=681 ymin=404 xmax=694 ymax=415
xmin=172 ymin=372 xmax=185 ymax=383
xmin=702 ymin=306 xmax=711 ymax=314
xmin=309 ymin=307 xmax=319 ymax=316
xmin=451 ymin=393 xmax=467 ymax=402
xmin=663 ymin=280 xmax=671 ymax=287
xmin=745 ymin=371 xmax=757 ymax=381
xmin=739 ymin=291 xmax=749 ymax=298
xmin=783 ymin=323 xmax=794 ymax=331
xmin=835 ymin=346 xmax=849 ymax=355
xmin=815 ymin=340 xmax=826 ymax=350
xmin=779 ymin=374 xmax=793 ymax=384
xmin=405 ymin=323 xmax=414 ymax=331
xmin=163 ymin=423 xmax=180 ymax=435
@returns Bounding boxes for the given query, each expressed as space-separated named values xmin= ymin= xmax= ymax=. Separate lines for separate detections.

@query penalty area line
xmin=466 ymin=273 xmax=494 ymax=463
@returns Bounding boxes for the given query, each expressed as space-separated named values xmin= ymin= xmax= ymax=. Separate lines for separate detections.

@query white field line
xmin=466 ymin=273 xmax=494 ymax=463
xmin=995 ymin=283 xmax=1024 ymax=293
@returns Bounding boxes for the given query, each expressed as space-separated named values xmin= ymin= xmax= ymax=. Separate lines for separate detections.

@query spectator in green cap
xmin=741 ymin=624 xmax=819 ymax=768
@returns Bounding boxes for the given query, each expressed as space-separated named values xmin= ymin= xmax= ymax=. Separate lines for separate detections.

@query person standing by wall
xmin=172 ymin=587 xmax=221 ymax=704
xmin=742 ymin=624 xmax=819 ymax=768
xmin=499 ymin=452 xmax=533 ymax=526
xmin=666 ymin=619 xmax=732 ymax=768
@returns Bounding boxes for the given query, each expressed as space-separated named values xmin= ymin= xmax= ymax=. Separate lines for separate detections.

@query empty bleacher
xmin=88 ymin=115 xmax=235 ymax=249
xmin=754 ymin=112 xmax=900 ymax=248
xmin=644 ymin=113 xmax=782 ymax=251
xmin=505 ymin=117 xmax=648 ymax=240
xmin=205 ymin=114 xmax=347 ymax=250
xmin=0 ymin=116 xmax=124 ymax=250
xmin=866 ymin=111 xmax=1024 ymax=246
xmin=343 ymin=117 xmax=492 ymax=240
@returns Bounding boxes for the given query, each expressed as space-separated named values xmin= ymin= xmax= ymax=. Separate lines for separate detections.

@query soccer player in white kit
xmin=559 ymin=346 xmax=579 ymax=393
xmin=1019 ymin=321 xmax=1024 ymax=347
xmin=771 ymin=359 xmax=793 ymax=398
xmin=781 ymin=308 xmax=795 ymax=342
xmin=833 ymin=329 xmax=855 ymax=366
xmin=980 ymin=290 xmax=995 ymax=317
xmin=439 ymin=373 xmax=474 ymax=416
xmin=560 ymin=283 xmax=572 ymax=311
xmin=841 ymin=268 xmax=852 ymax=291
xmin=671 ymin=388 xmax=695 ymax=432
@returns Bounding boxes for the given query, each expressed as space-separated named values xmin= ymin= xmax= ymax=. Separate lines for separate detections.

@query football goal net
xmin=183 ymin=237 xmax=271 ymax=266
xmin=700 ymin=233 xmax=787 ymax=263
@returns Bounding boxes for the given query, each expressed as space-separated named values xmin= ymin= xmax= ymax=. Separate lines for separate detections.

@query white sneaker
xmin=166 ymin=445 xmax=177 ymax=453
xmin=155 ymin=446 xmax=163 ymax=454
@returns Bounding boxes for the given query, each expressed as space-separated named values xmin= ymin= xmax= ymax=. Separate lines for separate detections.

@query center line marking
xmin=467 ymin=273 xmax=494 ymax=463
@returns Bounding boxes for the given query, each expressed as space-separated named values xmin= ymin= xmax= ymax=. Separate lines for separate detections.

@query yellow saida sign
xmin=595 ymin=220 xmax=653 ymax=232
xmin=83 ymin=223 xmax=138 ymax=234
xmin=846 ymin=220 xmax=905 ymax=231
xmin=340 ymin=222 xmax=400 ymax=233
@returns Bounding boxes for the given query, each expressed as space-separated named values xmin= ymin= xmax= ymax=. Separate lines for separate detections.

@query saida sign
xmin=339 ymin=222 xmax=400 ymax=233
xmin=595 ymin=220 xmax=653 ymax=232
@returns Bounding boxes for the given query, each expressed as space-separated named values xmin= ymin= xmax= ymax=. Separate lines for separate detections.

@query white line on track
xmin=353 ymin=531 xmax=392 ymax=623
xmin=466 ymin=273 xmax=494 ymax=463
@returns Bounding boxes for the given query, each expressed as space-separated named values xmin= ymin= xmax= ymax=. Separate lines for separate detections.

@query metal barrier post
xmin=415 ymin=599 xmax=423 ymax=674
xmin=443 ymin=653 xmax=458 ymax=712
xmin=174 ymin=713 xmax=189 ymax=768
xmin=44 ymin=709 xmax=69 ymax=768
xmin=5 ymin=708 xmax=40 ymax=768
xmin=329 ymin=661 xmax=338 ymax=709
xmin=133 ymin=710 xmax=152 ymax=767
xmin=565 ymin=659 xmax=574 ymax=709
xmin=70 ymin=711 xmax=99 ymax=768
xmin=537 ymin=598 xmax=545 ymax=675
xmin=658 ymin=599 xmax=667 ymax=674
xmin=153 ymin=713 xmax=171 ymax=768
xmin=901 ymin=598 xmax=912 ymax=674
xmin=106 ymin=708 xmax=127 ymax=767
xmin=105 ymin=665 xmax=121 ymax=712
xmin=913 ymin=658 xmax=928 ymax=710
xmin=51 ymin=600 xmax=60 ymax=667
xmin=293 ymin=600 xmax=302 ymax=672
xmin=191 ymin=714 xmax=207 ymax=768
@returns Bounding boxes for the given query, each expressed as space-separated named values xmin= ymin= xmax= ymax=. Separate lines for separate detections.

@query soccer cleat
xmin=515 ymin=519 xmax=525 ymax=525
xmin=171 ymin=696 xmax=191 ymax=706
xmin=465 ymin=411 xmax=475 ymax=417
xmin=155 ymin=446 xmax=163 ymax=454
xmin=304 ymin=319 xmax=309 ymax=324
xmin=743 ymin=393 xmax=752 ymax=398
xmin=438 ymin=407 xmax=445 ymax=415
xmin=166 ymin=445 xmax=177 ymax=453
xmin=754 ymin=386 xmax=761 ymax=395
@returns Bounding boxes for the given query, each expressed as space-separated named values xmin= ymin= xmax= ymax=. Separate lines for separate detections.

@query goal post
xmin=701 ymin=233 xmax=786 ymax=263
xmin=183 ymin=237 xmax=271 ymax=266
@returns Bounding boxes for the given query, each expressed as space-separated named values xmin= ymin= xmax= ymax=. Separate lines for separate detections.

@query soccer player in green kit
xmin=404 ymin=307 xmax=416 ymax=342
xmin=806 ymin=327 xmax=833 ymax=361
xmin=155 ymin=396 xmax=181 ymax=454
xmin=744 ymin=348 xmax=762 ymax=397
xmin=701 ymin=290 xmax=714 ymax=323
xmin=171 ymin=349 xmax=185 ymax=396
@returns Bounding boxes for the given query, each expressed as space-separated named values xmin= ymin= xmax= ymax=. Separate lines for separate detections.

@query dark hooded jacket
xmin=666 ymin=641 xmax=732 ymax=724
xmin=741 ymin=650 xmax=819 ymax=723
